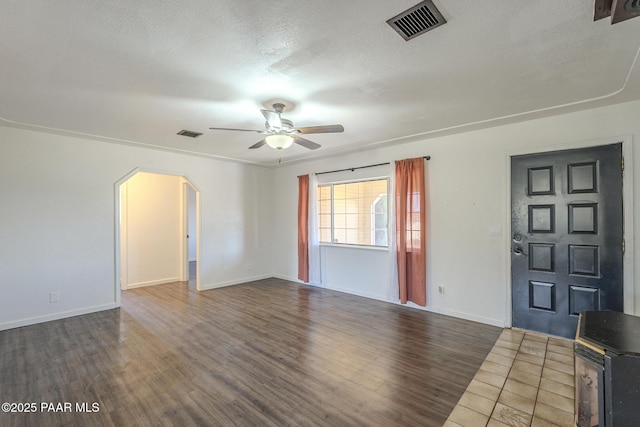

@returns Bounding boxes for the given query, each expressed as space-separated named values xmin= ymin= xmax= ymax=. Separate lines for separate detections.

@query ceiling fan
xmin=209 ymin=103 xmax=344 ymax=150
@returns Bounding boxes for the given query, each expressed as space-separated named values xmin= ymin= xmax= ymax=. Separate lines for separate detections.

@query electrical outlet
xmin=244 ymin=262 xmax=253 ymax=271
xmin=50 ymin=292 xmax=60 ymax=303
xmin=438 ymin=286 xmax=445 ymax=295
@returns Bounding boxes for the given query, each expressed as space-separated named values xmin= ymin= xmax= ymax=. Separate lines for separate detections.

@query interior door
xmin=511 ymin=143 xmax=623 ymax=338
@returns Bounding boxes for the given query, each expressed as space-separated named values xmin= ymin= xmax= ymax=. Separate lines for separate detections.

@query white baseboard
xmin=125 ymin=277 xmax=181 ymax=290
xmin=200 ymin=274 xmax=273 ymax=291
xmin=273 ymin=274 xmax=505 ymax=328
xmin=402 ymin=302 xmax=506 ymax=328
xmin=0 ymin=303 xmax=118 ymax=332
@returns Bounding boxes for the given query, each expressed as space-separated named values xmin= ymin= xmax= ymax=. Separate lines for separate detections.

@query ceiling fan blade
xmin=296 ymin=124 xmax=344 ymax=134
xmin=248 ymin=139 xmax=266 ymax=149
xmin=294 ymin=136 xmax=321 ymax=150
xmin=260 ymin=109 xmax=282 ymax=129
xmin=209 ymin=127 xmax=262 ymax=132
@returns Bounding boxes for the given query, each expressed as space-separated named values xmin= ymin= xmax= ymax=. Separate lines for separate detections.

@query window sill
xmin=319 ymin=243 xmax=389 ymax=252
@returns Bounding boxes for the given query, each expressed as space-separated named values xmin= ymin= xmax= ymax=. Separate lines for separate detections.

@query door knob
xmin=513 ymin=247 xmax=523 ymax=255
xmin=513 ymin=234 xmax=522 ymax=242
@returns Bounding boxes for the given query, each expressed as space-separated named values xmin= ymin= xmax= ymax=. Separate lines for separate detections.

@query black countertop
xmin=577 ymin=311 xmax=640 ymax=356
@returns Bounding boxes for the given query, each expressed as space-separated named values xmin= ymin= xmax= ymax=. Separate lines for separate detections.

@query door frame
xmin=113 ymin=167 xmax=201 ymax=307
xmin=504 ymin=135 xmax=634 ymax=328
xmin=182 ymin=181 xmax=198 ymax=283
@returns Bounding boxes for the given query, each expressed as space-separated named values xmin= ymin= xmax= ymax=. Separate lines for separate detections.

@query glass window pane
xmin=319 ymin=199 xmax=332 ymax=214
xmin=319 ymin=214 xmax=332 ymax=228
xmin=375 ymin=229 xmax=388 ymax=246
xmin=346 ymin=214 xmax=358 ymax=228
xmin=346 ymin=229 xmax=359 ymax=244
xmin=318 ymin=185 xmax=331 ymax=200
xmin=334 ymin=228 xmax=346 ymax=244
xmin=319 ymin=228 xmax=331 ymax=242
xmin=334 ymin=199 xmax=346 ymax=214
xmin=346 ymin=200 xmax=359 ymax=214
xmin=317 ymin=178 xmax=389 ymax=247
xmin=345 ymin=183 xmax=359 ymax=199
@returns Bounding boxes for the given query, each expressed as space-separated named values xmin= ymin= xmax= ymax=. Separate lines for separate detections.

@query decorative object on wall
xmin=209 ymin=103 xmax=344 ymax=151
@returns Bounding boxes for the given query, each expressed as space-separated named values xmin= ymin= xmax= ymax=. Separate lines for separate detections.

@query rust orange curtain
xmin=297 ymin=175 xmax=309 ymax=282
xmin=395 ymin=158 xmax=426 ymax=306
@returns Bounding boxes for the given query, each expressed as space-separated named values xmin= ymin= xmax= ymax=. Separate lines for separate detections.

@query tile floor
xmin=445 ymin=329 xmax=575 ymax=427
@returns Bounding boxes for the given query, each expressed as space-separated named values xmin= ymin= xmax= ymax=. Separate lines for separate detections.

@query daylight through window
xmin=318 ymin=179 xmax=389 ymax=247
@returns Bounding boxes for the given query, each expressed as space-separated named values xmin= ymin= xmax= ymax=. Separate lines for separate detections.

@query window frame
xmin=318 ymin=177 xmax=390 ymax=249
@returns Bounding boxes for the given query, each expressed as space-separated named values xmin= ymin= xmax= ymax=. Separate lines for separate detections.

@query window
xmin=318 ymin=178 xmax=389 ymax=247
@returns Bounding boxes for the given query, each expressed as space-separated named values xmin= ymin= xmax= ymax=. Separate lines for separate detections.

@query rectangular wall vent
xmin=177 ymin=129 xmax=203 ymax=138
xmin=387 ymin=0 xmax=446 ymax=41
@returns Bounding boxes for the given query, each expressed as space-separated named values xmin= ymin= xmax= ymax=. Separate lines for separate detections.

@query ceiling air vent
xmin=387 ymin=0 xmax=446 ymax=41
xmin=177 ymin=129 xmax=202 ymax=138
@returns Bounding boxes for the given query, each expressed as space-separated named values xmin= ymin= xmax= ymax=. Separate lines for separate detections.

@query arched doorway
xmin=114 ymin=168 xmax=200 ymax=305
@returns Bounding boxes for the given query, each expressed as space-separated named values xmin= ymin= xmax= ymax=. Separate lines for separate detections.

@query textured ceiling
xmin=1 ymin=0 xmax=639 ymax=166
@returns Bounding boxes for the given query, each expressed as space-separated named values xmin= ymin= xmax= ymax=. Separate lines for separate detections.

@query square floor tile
xmin=544 ymin=359 xmax=573 ymax=375
xmin=487 ymin=352 xmax=516 ymax=367
xmin=531 ymin=416 xmax=562 ymax=426
xmin=495 ymin=340 xmax=521 ymax=351
xmin=481 ymin=360 xmax=511 ymax=376
xmin=539 ymin=377 xmax=574 ymax=399
xmin=498 ymin=389 xmax=535 ymax=415
xmin=459 ymin=391 xmax=497 ymax=416
xmin=491 ymin=402 xmax=531 ymax=427
xmin=533 ymin=402 xmax=574 ymax=426
xmin=448 ymin=404 xmax=489 ymax=427
xmin=492 ymin=346 xmax=518 ymax=358
xmin=523 ymin=333 xmax=548 ymax=343
xmin=467 ymin=379 xmax=502 ymax=401
xmin=548 ymin=337 xmax=573 ymax=349
xmin=502 ymin=378 xmax=538 ymax=401
xmin=474 ymin=369 xmax=507 ymax=389
xmin=547 ymin=343 xmax=573 ymax=356
xmin=499 ymin=330 xmax=525 ymax=342
xmin=512 ymin=359 xmax=543 ymax=376
xmin=521 ymin=339 xmax=547 ymax=350
xmin=545 ymin=351 xmax=573 ymax=366
xmin=508 ymin=369 xmax=541 ymax=387
xmin=487 ymin=419 xmax=511 ymax=427
xmin=447 ymin=329 xmax=577 ymax=427
xmin=542 ymin=366 xmax=573 ymax=386
xmin=536 ymin=389 xmax=574 ymax=413
xmin=515 ymin=352 xmax=545 ymax=366
xmin=519 ymin=345 xmax=546 ymax=358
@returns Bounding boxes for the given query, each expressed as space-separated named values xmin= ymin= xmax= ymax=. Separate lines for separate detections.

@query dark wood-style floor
xmin=0 ymin=276 xmax=501 ymax=426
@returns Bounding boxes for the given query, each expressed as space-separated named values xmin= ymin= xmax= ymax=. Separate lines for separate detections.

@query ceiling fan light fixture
xmin=265 ymin=134 xmax=294 ymax=150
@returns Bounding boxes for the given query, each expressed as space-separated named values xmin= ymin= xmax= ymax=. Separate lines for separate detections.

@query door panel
xmin=511 ymin=144 xmax=623 ymax=338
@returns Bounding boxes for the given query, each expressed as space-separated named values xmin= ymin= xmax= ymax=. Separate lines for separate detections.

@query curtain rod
xmin=315 ymin=156 xmax=430 ymax=176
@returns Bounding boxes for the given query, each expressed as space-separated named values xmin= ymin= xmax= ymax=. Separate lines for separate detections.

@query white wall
xmin=120 ymin=172 xmax=182 ymax=289
xmin=272 ymin=100 xmax=640 ymax=327
xmin=0 ymin=125 xmax=274 ymax=330
xmin=1 ymin=99 xmax=639 ymax=332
